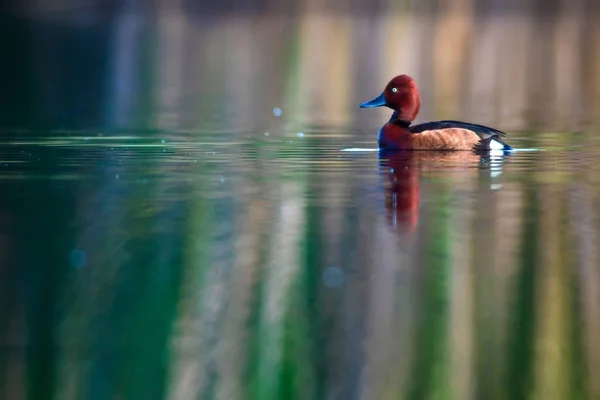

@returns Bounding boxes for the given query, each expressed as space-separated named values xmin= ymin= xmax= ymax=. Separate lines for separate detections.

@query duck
xmin=360 ymin=75 xmax=512 ymax=152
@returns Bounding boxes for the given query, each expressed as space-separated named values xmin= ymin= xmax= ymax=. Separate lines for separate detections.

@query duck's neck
xmin=390 ymin=111 xmax=412 ymax=128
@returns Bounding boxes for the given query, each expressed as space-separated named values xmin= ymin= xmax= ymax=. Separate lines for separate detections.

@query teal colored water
xmin=1 ymin=130 xmax=599 ymax=399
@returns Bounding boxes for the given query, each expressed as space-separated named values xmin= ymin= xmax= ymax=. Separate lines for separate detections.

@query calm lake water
xmin=1 ymin=130 xmax=600 ymax=400
xmin=2 ymin=5 xmax=600 ymax=400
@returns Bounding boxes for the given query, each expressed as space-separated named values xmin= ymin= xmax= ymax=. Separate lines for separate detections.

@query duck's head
xmin=360 ymin=74 xmax=421 ymax=123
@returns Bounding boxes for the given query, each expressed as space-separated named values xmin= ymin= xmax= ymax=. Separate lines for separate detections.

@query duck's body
xmin=361 ymin=75 xmax=512 ymax=152
xmin=378 ymin=117 xmax=510 ymax=151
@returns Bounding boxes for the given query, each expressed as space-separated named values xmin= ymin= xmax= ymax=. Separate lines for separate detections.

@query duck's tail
xmin=473 ymin=137 xmax=513 ymax=153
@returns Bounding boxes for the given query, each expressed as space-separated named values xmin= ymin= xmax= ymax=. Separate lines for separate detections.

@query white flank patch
xmin=489 ymin=139 xmax=504 ymax=150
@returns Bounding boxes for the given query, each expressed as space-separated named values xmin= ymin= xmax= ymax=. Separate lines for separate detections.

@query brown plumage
xmin=360 ymin=75 xmax=512 ymax=151
xmin=408 ymin=128 xmax=481 ymax=150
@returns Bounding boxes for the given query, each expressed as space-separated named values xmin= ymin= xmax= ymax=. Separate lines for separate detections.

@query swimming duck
xmin=360 ymin=75 xmax=512 ymax=151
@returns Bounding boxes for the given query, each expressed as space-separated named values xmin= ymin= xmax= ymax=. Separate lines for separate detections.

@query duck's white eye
xmin=392 ymin=87 xmax=398 ymax=93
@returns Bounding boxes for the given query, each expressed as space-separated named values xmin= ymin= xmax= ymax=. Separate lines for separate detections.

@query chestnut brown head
xmin=360 ymin=74 xmax=421 ymax=123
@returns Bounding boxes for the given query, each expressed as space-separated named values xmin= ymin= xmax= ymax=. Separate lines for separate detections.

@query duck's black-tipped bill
xmin=360 ymin=92 xmax=387 ymax=108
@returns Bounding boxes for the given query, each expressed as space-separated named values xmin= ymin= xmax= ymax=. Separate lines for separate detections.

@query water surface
xmin=1 ymin=129 xmax=600 ymax=399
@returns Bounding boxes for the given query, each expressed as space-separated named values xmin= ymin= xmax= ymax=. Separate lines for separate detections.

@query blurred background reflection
xmin=1 ymin=1 xmax=600 ymax=399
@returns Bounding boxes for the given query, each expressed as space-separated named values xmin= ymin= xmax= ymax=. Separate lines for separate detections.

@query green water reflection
xmin=1 ymin=3 xmax=600 ymax=399
xmin=0 ymin=132 xmax=599 ymax=399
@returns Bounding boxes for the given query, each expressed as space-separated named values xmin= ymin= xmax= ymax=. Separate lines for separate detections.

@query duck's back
xmin=409 ymin=120 xmax=507 ymax=140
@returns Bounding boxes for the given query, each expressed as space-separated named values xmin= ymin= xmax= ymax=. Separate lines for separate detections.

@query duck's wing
xmin=409 ymin=120 xmax=507 ymax=139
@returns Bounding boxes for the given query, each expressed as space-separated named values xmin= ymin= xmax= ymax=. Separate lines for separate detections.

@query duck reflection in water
xmin=379 ymin=150 xmax=506 ymax=233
